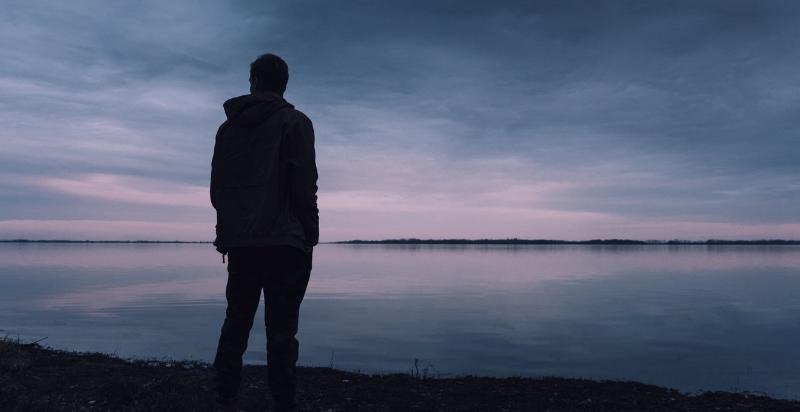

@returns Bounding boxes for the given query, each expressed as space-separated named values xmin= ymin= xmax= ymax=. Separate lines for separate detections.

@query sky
xmin=1 ymin=0 xmax=799 ymax=241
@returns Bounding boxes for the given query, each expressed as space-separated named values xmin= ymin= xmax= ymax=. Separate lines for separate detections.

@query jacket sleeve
xmin=210 ymin=131 xmax=226 ymax=253
xmin=210 ymin=123 xmax=225 ymax=211
xmin=285 ymin=114 xmax=319 ymax=247
xmin=210 ymin=144 xmax=217 ymax=210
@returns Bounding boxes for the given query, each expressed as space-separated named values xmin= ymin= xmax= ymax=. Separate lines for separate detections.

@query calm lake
xmin=1 ymin=243 xmax=799 ymax=398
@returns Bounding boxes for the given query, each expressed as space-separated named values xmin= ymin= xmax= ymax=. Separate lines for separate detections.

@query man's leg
xmin=263 ymin=246 xmax=311 ymax=411
xmin=213 ymin=248 xmax=263 ymax=404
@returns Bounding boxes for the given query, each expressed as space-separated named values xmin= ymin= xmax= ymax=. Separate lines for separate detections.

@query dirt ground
xmin=1 ymin=339 xmax=798 ymax=411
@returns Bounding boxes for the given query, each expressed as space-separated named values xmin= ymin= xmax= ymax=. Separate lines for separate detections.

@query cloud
xmin=1 ymin=1 xmax=799 ymax=240
xmin=34 ymin=174 xmax=209 ymax=208
xmin=0 ymin=219 xmax=211 ymax=241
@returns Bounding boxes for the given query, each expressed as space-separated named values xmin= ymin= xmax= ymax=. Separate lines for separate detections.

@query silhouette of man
xmin=210 ymin=53 xmax=318 ymax=412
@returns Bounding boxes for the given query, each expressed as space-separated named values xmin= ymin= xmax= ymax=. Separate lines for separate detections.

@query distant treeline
xmin=334 ymin=238 xmax=800 ymax=245
xmin=0 ymin=239 xmax=212 ymax=244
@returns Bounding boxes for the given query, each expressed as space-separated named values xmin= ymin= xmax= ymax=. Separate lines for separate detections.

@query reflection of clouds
xmin=5 ymin=243 xmax=800 ymax=397
xmin=33 ymin=278 xmax=225 ymax=315
xmin=315 ymin=244 xmax=800 ymax=283
xmin=13 ymin=244 xmax=800 ymax=316
xmin=0 ymin=242 xmax=218 ymax=269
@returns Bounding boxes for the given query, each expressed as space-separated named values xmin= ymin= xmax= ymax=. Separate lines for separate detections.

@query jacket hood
xmin=223 ymin=93 xmax=294 ymax=126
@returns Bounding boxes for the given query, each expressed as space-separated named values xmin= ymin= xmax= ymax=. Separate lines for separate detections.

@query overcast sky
xmin=1 ymin=0 xmax=799 ymax=241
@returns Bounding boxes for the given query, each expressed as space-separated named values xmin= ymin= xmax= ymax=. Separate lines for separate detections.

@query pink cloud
xmin=36 ymin=173 xmax=208 ymax=208
xmin=2 ymin=173 xmax=797 ymax=242
xmin=0 ymin=219 xmax=212 ymax=241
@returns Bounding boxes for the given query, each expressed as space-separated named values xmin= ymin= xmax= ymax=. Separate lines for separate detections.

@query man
xmin=210 ymin=53 xmax=318 ymax=412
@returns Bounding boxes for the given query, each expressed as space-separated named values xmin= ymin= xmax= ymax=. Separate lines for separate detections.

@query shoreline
xmin=3 ymin=238 xmax=800 ymax=246
xmin=333 ymin=239 xmax=800 ymax=246
xmin=1 ymin=340 xmax=798 ymax=411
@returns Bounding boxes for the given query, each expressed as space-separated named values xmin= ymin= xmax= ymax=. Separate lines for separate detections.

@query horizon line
xmin=2 ymin=238 xmax=800 ymax=245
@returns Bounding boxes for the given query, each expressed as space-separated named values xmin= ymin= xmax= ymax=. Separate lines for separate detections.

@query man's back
xmin=211 ymin=92 xmax=318 ymax=254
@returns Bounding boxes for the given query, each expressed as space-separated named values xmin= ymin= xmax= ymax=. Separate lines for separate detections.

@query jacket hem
xmin=216 ymin=235 xmax=309 ymax=254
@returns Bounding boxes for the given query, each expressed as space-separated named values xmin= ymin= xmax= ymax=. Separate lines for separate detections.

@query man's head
xmin=250 ymin=53 xmax=289 ymax=96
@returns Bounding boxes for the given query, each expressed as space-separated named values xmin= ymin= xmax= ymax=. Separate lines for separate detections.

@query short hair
xmin=250 ymin=53 xmax=289 ymax=94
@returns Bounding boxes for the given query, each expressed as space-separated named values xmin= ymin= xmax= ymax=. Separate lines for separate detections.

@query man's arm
xmin=210 ymin=123 xmax=225 ymax=211
xmin=285 ymin=114 xmax=319 ymax=247
xmin=210 ymin=147 xmax=217 ymax=210
xmin=210 ymin=133 xmax=225 ymax=253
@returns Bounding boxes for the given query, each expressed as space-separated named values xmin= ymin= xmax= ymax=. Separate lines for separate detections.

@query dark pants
xmin=213 ymin=245 xmax=311 ymax=409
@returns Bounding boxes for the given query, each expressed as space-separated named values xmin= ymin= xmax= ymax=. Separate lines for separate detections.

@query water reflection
xmin=0 ymin=243 xmax=799 ymax=398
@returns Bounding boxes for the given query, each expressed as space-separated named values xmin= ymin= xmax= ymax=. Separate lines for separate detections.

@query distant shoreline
xmin=0 ymin=239 xmax=212 ymax=244
xmin=333 ymin=238 xmax=800 ymax=245
xmin=2 ymin=238 xmax=799 ymax=245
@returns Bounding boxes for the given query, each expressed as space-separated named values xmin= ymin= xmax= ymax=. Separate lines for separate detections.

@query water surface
xmin=1 ymin=243 xmax=798 ymax=398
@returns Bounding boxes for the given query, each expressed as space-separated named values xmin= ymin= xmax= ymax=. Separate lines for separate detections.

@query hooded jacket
xmin=210 ymin=93 xmax=318 ymax=254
